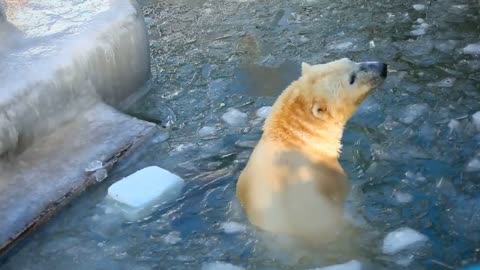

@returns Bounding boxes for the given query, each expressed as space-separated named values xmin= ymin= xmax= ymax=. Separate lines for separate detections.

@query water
xmin=2 ymin=0 xmax=480 ymax=269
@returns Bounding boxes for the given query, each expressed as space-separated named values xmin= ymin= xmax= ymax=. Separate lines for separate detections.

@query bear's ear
xmin=311 ymin=101 xmax=327 ymax=119
xmin=301 ymin=62 xmax=312 ymax=75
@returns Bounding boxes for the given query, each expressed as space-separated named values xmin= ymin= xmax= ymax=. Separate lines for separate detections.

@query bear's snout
xmin=359 ymin=62 xmax=388 ymax=78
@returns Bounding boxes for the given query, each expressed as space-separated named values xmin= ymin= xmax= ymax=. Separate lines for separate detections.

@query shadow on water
xmin=230 ymin=60 xmax=301 ymax=97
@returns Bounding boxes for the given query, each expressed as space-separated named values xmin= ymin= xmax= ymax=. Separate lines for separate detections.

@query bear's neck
xmin=263 ymin=84 xmax=345 ymax=161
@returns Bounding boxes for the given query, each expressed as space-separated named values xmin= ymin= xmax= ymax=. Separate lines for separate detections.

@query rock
xmin=310 ymin=260 xmax=362 ymax=270
xmin=382 ymin=227 xmax=428 ymax=254
xmin=221 ymin=108 xmax=248 ymax=126
xmin=428 ymin=77 xmax=456 ymax=88
xmin=107 ymin=166 xmax=185 ymax=220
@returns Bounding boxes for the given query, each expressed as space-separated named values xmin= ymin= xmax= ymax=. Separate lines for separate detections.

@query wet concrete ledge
xmin=0 ymin=0 xmax=154 ymax=252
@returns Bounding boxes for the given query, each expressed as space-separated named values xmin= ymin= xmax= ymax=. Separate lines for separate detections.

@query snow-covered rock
xmin=382 ymin=227 xmax=428 ymax=254
xmin=221 ymin=108 xmax=248 ymax=126
xmin=311 ymin=260 xmax=362 ymax=270
xmin=107 ymin=166 xmax=184 ymax=220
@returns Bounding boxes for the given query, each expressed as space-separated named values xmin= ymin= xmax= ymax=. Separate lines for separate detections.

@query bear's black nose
xmin=359 ymin=62 xmax=388 ymax=78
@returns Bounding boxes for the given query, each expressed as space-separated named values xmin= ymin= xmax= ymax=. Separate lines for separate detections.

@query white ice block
xmin=107 ymin=166 xmax=184 ymax=220
xmin=382 ymin=227 xmax=428 ymax=254
xmin=311 ymin=260 xmax=362 ymax=270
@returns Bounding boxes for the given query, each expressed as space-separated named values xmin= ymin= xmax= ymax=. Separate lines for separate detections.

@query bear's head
xmin=300 ymin=58 xmax=387 ymax=124
xmin=264 ymin=58 xmax=387 ymax=157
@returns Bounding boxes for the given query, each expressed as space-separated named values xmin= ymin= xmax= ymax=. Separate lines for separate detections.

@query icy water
xmin=2 ymin=0 xmax=480 ymax=269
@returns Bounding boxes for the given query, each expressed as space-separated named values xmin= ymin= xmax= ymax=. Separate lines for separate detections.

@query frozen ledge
xmin=0 ymin=0 xmax=154 ymax=252
xmin=0 ymin=0 xmax=150 ymax=155
xmin=0 ymin=103 xmax=156 ymax=252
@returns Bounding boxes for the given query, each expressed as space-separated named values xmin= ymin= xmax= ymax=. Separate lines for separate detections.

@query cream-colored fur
xmin=236 ymin=58 xmax=386 ymax=245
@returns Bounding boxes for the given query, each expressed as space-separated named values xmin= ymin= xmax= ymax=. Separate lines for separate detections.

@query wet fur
xmin=236 ymin=58 xmax=378 ymax=245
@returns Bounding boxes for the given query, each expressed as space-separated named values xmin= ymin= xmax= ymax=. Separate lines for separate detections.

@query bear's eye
xmin=349 ymin=73 xmax=356 ymax=85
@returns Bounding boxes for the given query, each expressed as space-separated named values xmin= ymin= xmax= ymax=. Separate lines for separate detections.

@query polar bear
xmin=236 ymin=58 xmax=387 ymax=245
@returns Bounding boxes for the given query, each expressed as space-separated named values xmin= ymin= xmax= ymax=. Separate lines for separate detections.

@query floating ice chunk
xmin=410 ymin=28 xmax=426 ymax=36
xmin=85 ymin=160 xmax=103 ymax=172
xmin=434 ymin=40 xmax=458 ymax=53
xmin=94 ymin=169 xmax=108 ymax=182
xmin=393 ymin=191 xmax=413 ymax=203
xmin=419 ymin=23 xmax=429 ymax=29
xmin=235 ymin=140 xmax=257 ymax=149
xmin=448 ymin=119 xmax=460 ymax=132
xmin=413 ymin=4 xmax=426 ymax=11
xmin=463 ymin=43 xmax=480 ymax=55
xmin=328 ymin=41 xmax=354 ymax=51
xmin=198 ymin=126 xmax=216 ymax=137
xmin=382 ymin=227 xmax=428 ymax=254
xmin=256 ymin=106 xmax=272 ymax=119
xmin=163 ymin=231 xmax=181 ymax=245
xmin=221 ymin=222 xmax=247 ymax=234
xmin=174 ymin=143 xmax=196 ymax=152
xmin=310 ymin=260 xmax=362 ymax=270
xmin=466 ymin=158 xmax=480 ymax=172
xmin=415 ymin=18 xmax=425 ymax=24
xmin=405 ymin=171 xmax=426 ymax=182
xmin=299 ymin=36 xmax=310 ymax=44
xmin=399 ymin=104 xmax=428 ymax=124
xmin=395 ymin=255 xmax=415 ymax=266
xmin=222 ymin=108 xmax=248 ymax=126
xmin=201 ymin=262 xmax=245 ymax=270
xmin=107 ymin=166 xmax=184 ymax=220
xmin=472 ymin=111 xmax=480 ymax=131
